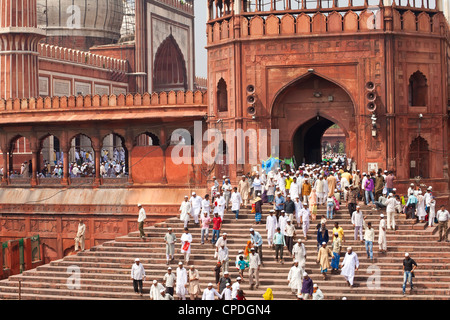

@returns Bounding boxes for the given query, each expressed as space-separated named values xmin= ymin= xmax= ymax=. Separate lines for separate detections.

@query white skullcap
xmin=178 ymin=262 xmax=183 ymax=265
xmin=167 ymin=267 xmax=172 ymax=270
xmin=223 ymin=233 xmax=228 ymax=235
xmin=342 ymin=297 xmax=347 ymax=300
xmin=322 ymin=242 xmax=326 ymax=245
xmin=208 ymin=283 xmax=213 ymax=286
xmin=411 ymin=183 xmax=414 ymax=186
xmin=237 ymin=277 xmax=242 ymax=280
xmin=249 ymin=228 xmax=254 ymax=232
xmin=153 ymin=280 xmax=157 ymax=284
xmin=347 ymin=247 xmax=352 ymax=251
xmin=168 ymin=227 xmax=172 ymax=230
xmin=223 ymin=176 xmax=226 ymax=179
xmin=380 ymin=214 xmax=384 ymax=218
xmin=184 ymin=195 xmax=188 ymax=198
xmin=137 ymin=204 xmax=142 ymax=207
xmin=297 ymin=239 xmax=302 ymax=242
xmin=192 ymin=192 xmax=196 ymax=195
xmin=389 ymin=193 xmax=393 ymax=197
xmin=405 ymin=252 xmax=409 ymax=257
xmin=313 ymin=284 xmax=318 ymax=288
xmin=224 ymin=271 xmax=229 ymax=274
xmin=303 ymin=272 xmax=308 ymax=276
xmin=135 ymin=258 xmax=140 ymax=262
xmin=226 ymin=283 xmax=231 ymax=286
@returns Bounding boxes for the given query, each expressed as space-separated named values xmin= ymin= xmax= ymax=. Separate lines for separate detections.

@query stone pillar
xmin=135 ymin=0 xmax=147 ymax=93
xmin=30 ymin=150 xmax=39 ymax=186
xmin=94 ymin=147 xmax=101 ymax=186
xmin=2 ymin=150 xmax=8 ymax=185
xmin=160 ymin=128 xmax=168 ymax=184
xmin=125 ymin=140 xmax=134 ymax=184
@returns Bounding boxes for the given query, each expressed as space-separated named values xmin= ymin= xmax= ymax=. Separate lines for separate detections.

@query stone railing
xmin=156 ymin=0 xmax=194 ymax=15
xmin=207 ymin=8 xmax=447 ymax=44
xmin=0 ymin=91 xmax=208 ymax=112
xmin=38 ymin=44 xmax=128 ymax=73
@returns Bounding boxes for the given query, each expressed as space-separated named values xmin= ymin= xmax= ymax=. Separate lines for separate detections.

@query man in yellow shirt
xmin=332 ymin=221 xmax=345 ymax=243
xmin=285 ymin=175 xmax=293 ymax=195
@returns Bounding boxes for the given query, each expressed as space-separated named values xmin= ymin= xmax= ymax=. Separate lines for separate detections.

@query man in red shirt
xmin=211 ymin=212 xmax=222 ymax=245
xmin=385 ymin=171 xmax=396 ymax=195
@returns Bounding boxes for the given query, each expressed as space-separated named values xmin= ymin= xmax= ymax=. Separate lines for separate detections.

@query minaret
xmin=0 ymin=0 xmax=46 ymax=99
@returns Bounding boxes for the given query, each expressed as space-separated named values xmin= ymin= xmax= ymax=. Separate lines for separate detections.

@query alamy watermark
xmin=171 ymin=121 xmax=280 ymax=166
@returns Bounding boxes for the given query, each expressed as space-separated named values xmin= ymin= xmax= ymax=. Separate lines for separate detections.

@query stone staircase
xmin=0 ymin=202 xmax=449 ymax=300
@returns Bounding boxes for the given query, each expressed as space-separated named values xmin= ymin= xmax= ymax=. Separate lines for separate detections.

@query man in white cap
xmin=160 ymin=288 xmax=174 ymax=300
xmin=278 ymin=210 xmax=288 ymax=236
xmin=284 ymin=218 xmax=296 ymax=255
xmin=317 ymin=242 xmax=333 ymax=280
xmin=130 ymin=258 xmax=145 ymax=296
xmin=179 ymin=196 xmax=192 ymax=228
xmin=300 ymin=202 xmax=311 ymax=240
xmin=164 ymin=227 xmax=176 ymax=265
xmin=180 ymin=227 xmax=193 ymax=264
xmin=378 ymin=214 xmax=387 ymax=253
xmin=202 ymin=283 xmax=221 ymax=300
xmin=351 ymin=205 xmax=364 ymax=242
xmin=292 ymin=238 xmax=307 ymax=269
xmin=201 ymin=194 xmax=211 ymax=217
xmin=287 ymin=260 xmax=303 ymax=295
xmin=222 ymin=179 xmax=233 ymax=210
xmin=230 ymin=186 xmax=243 ymax=220
xmin=189 ymin=265 xmax=201 ymax=300
xmin=248 ymin=247 xmax=261 ymax=289
xmin=385 ymin=193 xmax=399 ymax=230
xmin=149 ymin=279 xmax=165 ymax=300
xmin=215 ymin=233 xmax=228 ymax=258
xmin=176 ymin=262 xmax=188 ymax=300
xmin=137 ymin=204 xmax=146 ymax=239
xmin=189 ymin=192 xmax=202 ymax=225
xmin=218 ymin=243 xmax=230 ymax=273
xmin=238 ymin=175 xmax=250 ymax=208
xmin=340 ymin=247 xmax=359 ymax=287
xmin=402 ymin=253 xmax=417 ymax=294
xmin=163 ymin=266 xmax=176 ymax=296
xmin=231 ymin=277 xmax=242 ymax=300
xmin=220 ymin=282 xmax=233 ymax=300
xmin=266 ymin=210 xmax=278 ymax=248
xmin=301 ymin=272 xmax=313 ymax=299
xmin=74 ymin=219 xmax=86 ymax=252
xmin=312 ymin=283 xmax=324 ymax=300
xmin=436 ymin=204 xmax=449 ymax=242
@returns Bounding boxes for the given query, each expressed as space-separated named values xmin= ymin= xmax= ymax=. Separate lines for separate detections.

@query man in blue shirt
xmin=273 ymin=227 xmax=286 ymax=264
xmin=275 ymin=192 xmax=286 ymax=220
xmin=250 ymin=228 xmax=264 ymax=265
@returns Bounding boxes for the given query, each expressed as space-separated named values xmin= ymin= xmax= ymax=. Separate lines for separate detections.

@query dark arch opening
xmin=293 ymin=116 xmax=335 ymax=164
xmin=409 ymin=136 xmax=429 ymax=179
xmin=153 ymin=35 xmax=187 ymax=92
xmin=135 ymin=132 xmax=160 ymax=146
xmin=217 ymin=78 xmax=228 ymax=112
xmin=408 ymin=71 xmax=428 ymax=107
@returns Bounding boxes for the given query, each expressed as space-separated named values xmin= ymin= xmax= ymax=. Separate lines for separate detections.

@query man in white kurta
xmin=176 ymin=262 xmax=188 ymax=300
xmin=278 ymin=211 xmax=288 ymax=236
xmin=201 ymin=194 xmax=211 ymax=216
xmin=180 ymin=229 xmax=193 ymax=264
xmin=149 ymin=280 xmax=165 ymax=300
xmin=287 ymin=261 xmax=303 ymax=294
xmin=292 ymin=239 xmax=307 ymax=269
xmin=314 ymin=176 xmax=325 ymax=205
xmin=230 ymin=189 xmax=243 ymax=220
xmin=340 ymin=247 xmax=359 ymax=287
xmin=266 ymin=210 xmax=278 ymax=248
xmin=385 ymin=193 xmax=399 ymax=230
xmin=378 ymin=214 xmax=387 ymax=253
xmin=74 ymin=219 xmax=86 ymax=251
xmin=202 ymin=283 xmax=221 ymax=300
xmin=216 ymin=192 xmax=226 ymax=220
xmin=238 ymin=176 xmax=250 ymax=207
xmin=179 ymin=196 xmax=192 ymax=228
xmin=289 ymin=178 xmax=300 ymax=201
xmin=300 ymin=203 xmax=311 ymax=240
xmin=190 ymin=192 xmax=203 ymax=225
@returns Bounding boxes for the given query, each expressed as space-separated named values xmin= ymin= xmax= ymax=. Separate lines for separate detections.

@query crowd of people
xmin=4 ymin=147 xmax=128 ymax=179
xmin=128 ymin=160 xmax=449 ymax=300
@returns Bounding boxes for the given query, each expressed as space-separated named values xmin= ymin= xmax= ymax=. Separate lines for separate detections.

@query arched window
xmin=217 ymin=78 xmax=228 ymax=112
xmin=409 ymin=136 xmax=430 ymax=179
xmin=408 ymin=71 xmax=428 ymax=106
xmin=153 ymin=35 xmax=187 ymax=91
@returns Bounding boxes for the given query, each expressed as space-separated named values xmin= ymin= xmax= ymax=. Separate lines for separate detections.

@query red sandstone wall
xmin=131 ymin=146 xmax=164 ymax=183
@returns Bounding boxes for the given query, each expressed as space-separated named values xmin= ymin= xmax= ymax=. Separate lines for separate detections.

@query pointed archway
xmin=153 ymin=34 xmax=187 ymax=92
xmin=271 ymin=72 xmax=355 ymax=164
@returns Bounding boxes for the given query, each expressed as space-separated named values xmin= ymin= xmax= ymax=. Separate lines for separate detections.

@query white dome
xmin=37 ymin=0 xmax=124 ymax=42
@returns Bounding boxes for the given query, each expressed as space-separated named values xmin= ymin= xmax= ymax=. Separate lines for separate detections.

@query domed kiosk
xmin=37 ymin=0 xmax=124 ymax=50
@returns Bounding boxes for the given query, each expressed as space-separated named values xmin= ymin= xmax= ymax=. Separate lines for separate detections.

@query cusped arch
xmin=134 ymin=131 xmax=161 ymax=147
xmin=270 ymin=72 xmax=357 ymax=117
xmin=153 ymin=34 xmax=187 ymax=91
